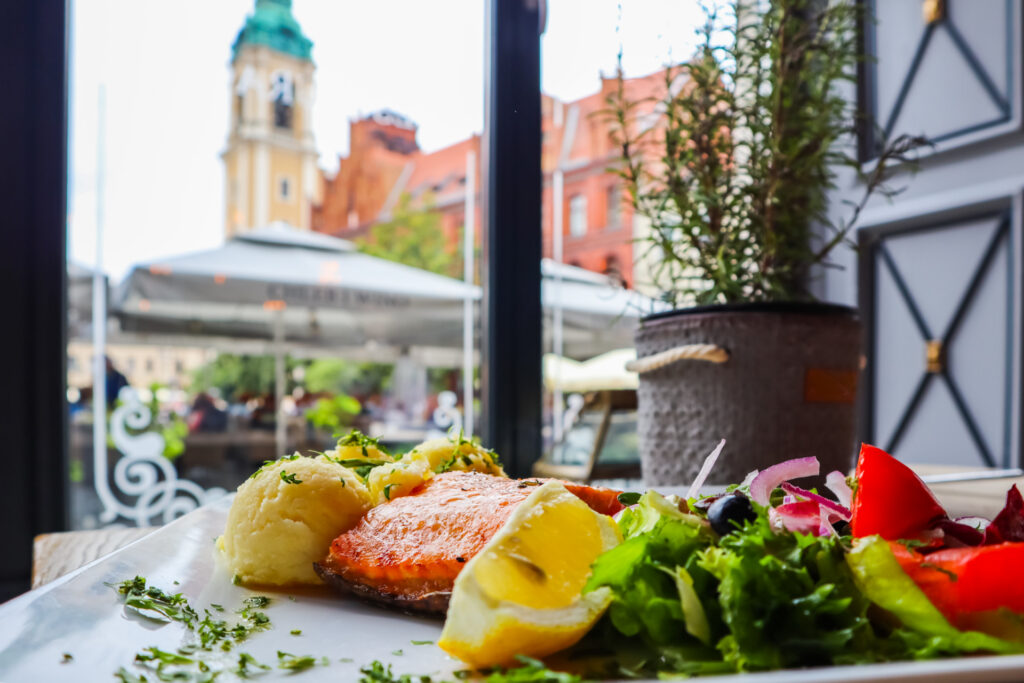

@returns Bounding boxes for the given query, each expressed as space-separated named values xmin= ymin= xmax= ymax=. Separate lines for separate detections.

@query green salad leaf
xmin=846 ymin=536 xmax=1021 ymax=656
xmin=579 ymin=490 xmax=1023 ymax=678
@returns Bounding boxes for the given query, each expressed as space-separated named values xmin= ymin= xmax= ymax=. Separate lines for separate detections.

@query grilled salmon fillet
xmin=314 ymin=471 xmax=623 ymax=615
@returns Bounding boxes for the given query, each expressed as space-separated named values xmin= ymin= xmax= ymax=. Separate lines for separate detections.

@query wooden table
xmin=30 ymin=465 xmax=1024 ymax=589
xmin=31 ymin=526 xmax=156 ymax=589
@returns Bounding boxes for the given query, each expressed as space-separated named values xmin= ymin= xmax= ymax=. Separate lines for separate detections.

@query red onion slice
xmin=749 ymin=456 xmax=820 ymax=506
xmin=818 ymin=504 xmax=839 ymax=537
xmin=780 ymin=482 xmax=852 ymax=521
xmin=824 ymin=471 xmax=853 ymax=509
xmin=686 ymin=439 xmax=727 ymax=500
xmin=954 ymin=516 xmax=990 ymax=530
xmin=772 ymin=500 xmax=822 ymax=535
xmin=934 ymin=518 xmax=984 ymax=546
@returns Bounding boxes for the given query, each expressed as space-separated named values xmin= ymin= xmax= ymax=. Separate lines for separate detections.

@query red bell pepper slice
xmin=892 ymin=541 xmax=1024 ymax=621
xmin=850 ymin=444 xmax=947 ymax=540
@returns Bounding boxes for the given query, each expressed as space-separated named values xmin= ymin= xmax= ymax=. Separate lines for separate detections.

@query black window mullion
xmin=0 ymin=0 xmax=70 ymax=600
xmin=482 ymin=0 xmax=542 ymax=477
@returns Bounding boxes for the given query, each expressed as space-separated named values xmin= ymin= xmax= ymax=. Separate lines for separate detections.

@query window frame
xmin=1 ymin=0 xmax=70 ymax=600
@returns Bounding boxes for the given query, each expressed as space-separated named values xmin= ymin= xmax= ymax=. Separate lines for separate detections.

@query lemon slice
xmin=438 ymin=481 xmax=621 ymax=668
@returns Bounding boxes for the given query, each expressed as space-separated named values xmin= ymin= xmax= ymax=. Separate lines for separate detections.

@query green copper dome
xmin=231 ymin=0 xmax=313 ymax=62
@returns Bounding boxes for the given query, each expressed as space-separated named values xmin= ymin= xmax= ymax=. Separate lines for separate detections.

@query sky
xmin=69 ymin=0 xmax=706 ymax=279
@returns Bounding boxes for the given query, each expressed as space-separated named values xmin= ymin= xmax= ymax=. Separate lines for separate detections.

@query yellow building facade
xmin=222 ymin=0 xmax=319 ymax=237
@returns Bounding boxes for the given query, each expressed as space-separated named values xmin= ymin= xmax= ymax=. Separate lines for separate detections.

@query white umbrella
xmin=115 ymin=223 xmax=479 ymax=453
xmin=544 ymin=348 xmax=639 ymax=393
xmin=116 ymin=223 xmax=477 ymax=349
xmin=113 ymin=224 xmax=664 ymax=451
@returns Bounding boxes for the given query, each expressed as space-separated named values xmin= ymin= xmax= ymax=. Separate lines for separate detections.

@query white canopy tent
xmin=112 ymin=223 xmax=662 ymax=452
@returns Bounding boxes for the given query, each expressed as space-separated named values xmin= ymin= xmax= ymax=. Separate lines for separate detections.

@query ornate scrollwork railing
xmin=96 ymin=387 xmax=226 ymax=527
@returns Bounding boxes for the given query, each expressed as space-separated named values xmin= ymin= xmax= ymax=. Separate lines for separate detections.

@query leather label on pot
xmin=803 ymin=368 xmax=858 ymax=403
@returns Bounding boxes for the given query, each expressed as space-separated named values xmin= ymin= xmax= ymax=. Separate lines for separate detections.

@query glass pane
xmin=66 ymin=0 xmax=483 ymax=528
xmin=536 ymin=1 xmax=703 ymax=484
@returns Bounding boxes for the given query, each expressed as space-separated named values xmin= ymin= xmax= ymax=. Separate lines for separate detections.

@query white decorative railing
xmin=96 ymin=387 xmax=226 ymax=527
xmin=431 ymin=390 xmax=464 ymax=436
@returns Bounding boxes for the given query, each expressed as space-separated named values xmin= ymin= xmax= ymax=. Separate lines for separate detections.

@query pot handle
xmin=626 ymin=344 xmax=729 ymax=374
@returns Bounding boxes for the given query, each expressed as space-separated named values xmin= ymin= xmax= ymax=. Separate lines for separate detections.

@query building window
xmin=279 ymin=177 xmax=291 ymax=200
xmin=274 ymin=98 xmax=293 ymax=130
xmin=606 ymin=185 xmax=621 ymax=231
xmin=270 ymin=71 xmax=295 ymax=130
xmin=569 ymin=194 xmax=587 ymax=237
xmin=145 ymin=358 xmax=154 ymax=373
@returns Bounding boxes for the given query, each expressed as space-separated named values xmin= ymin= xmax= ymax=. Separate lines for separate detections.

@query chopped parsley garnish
xmin=242 ymin=596 xmax=271 ymax=609
xmin=249 ymin=453 xmax=302 ymax=480
xmin=114 ymin=667 xmax=148 ymax=683
xmin=391 ymin=649 xmax=404 ymax=656
xmin=410 ymin=640 xmax=434 ymax=646
xmin=358 ymin=660 xmax=432 ymax=682
xmin=280 ymin=470 xmax=302 ymax=485
xmin=112 ymin=579 xmax=279 ymax=680
xmin=920 ymin=562 xmax=958 ymax=582
xmin=290 ymin=629 xmax=302 ymax=636
xmin=324 ymin=456 xmax=393 ymax=481
xmin=234 ymin=652 xmax=270 ymax=678
xmin=110 ymin=576 xmax=198 ymax=626
xmin=277 ymin=650 xmax=320 ymax=672
xmin=336 ymin=429 xmax=391 ymax=456
xmin=135 ymin=646 xmax=193 ymax=666
xmin=331 ymin=457 xmax=392 ymax=468
xmin=383 ymin=483 xmax=397 ymax=501
xmin=358 ymin=657 xmax=579 ymax=683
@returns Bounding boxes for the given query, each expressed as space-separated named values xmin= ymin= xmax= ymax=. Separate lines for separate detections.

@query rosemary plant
xmin=608 ymin=0 xmax=925 ymax=306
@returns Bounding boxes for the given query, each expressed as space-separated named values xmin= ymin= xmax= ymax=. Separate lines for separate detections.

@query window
xmin=270 ymin=70 xmax=294 ymax=130
xmin=569 ymin=194 xmax=587 ymax=237
xmin=606 ymin=185 xmax=621 ymax=230
xmin=59 ymin=0 xmax=503 ymax=532
xmin=274 ymin=98 xmax=293 ymax=130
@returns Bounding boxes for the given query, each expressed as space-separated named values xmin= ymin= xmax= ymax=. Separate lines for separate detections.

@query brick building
xmin=312 ymin=70 xmax=670 ymax=289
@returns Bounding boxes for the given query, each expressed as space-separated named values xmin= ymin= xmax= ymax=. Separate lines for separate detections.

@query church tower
xmin=223 ymin=0 xmax=319 ymax=237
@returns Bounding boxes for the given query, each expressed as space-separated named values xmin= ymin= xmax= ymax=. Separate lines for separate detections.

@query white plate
xmin=2 ymin=497 xmax=1024 ymax=682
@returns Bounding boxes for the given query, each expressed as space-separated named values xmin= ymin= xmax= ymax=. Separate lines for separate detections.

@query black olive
xmin=707 ymin=493 xmax=757 ymax=536
xmin=831 ymin=520 xmax=851 ymax=536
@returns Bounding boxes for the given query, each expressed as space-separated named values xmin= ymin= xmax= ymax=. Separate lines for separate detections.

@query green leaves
xmin=845 ymin=536 xmax=1020 ymax=657
xmin=357 ymin=193 xmax=467 ymax=280
xmin=607 ymin=0 xmax=924 ymax=305
xmin=582 ymin=491 xmax=1022 ymax=677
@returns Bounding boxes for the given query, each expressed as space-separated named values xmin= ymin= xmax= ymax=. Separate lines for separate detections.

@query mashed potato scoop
xmin=218 ymin=453 xmax=372 ymax=586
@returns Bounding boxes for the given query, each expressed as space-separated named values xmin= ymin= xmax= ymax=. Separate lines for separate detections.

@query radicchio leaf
xmin=984 ymin=485 xmax=1024 ymax=544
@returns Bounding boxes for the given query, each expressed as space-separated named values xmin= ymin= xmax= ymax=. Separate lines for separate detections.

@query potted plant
xmin=609 ymin=0 xmax=924 ymax=484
